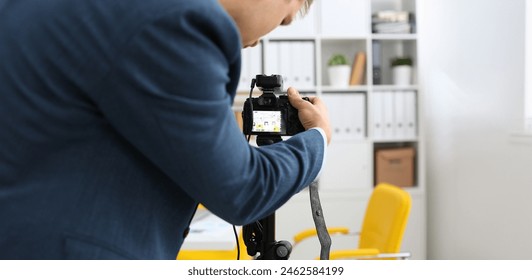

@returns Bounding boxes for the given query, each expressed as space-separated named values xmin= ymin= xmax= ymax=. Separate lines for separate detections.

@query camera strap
xmin=309 ymin=181 xmax=331 ymax=260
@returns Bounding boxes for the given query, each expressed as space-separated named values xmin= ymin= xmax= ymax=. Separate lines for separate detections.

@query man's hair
xmin=300 ymin=0 xmax=314 ymax=16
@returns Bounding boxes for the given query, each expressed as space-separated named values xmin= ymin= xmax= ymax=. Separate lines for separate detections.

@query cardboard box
xmin=375 ymin=147 xmax=415 ymax=187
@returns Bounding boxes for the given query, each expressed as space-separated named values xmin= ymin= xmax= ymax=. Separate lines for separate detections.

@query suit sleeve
xmin=91 ymin=6 xmax=324 ymax=225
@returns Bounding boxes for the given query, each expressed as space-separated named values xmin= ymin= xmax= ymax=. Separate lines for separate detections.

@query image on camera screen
xmin=252 ymin=111 xmax=282 ymax=133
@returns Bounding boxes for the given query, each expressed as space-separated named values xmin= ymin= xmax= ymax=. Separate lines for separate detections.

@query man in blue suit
xmin=0 ymin=0 xmax=330 ymax=259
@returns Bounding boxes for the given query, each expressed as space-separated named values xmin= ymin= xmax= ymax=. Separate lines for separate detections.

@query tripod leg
xmin=309 ymin=181 xmax=331 ymax=260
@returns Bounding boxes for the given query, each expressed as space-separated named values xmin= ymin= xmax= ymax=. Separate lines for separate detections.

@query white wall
xmin=527 ymin=1 xmax=532 ymax=130
xmin=419 ymin=0 xmax=532 ymax=259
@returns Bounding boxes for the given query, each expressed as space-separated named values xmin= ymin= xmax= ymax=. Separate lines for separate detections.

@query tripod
xmin=242 ymin=134 xmax=331 ymax=260
xmin=243 ymin=135 xmax=292 ymax=260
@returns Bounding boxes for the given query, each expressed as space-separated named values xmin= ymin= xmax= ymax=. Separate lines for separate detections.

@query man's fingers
xmin=287 ymin=87 xmax=305 ymax=108
xmin=286 ymin=87 xmax=331 ymax=144
xmin=288 ymin=87 xmax=313 ymax=108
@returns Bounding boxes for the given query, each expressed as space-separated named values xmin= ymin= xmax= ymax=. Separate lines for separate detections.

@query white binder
xmin=404 ymin=90 xmax=417 ymax=138
xmin=290 ymin=42 xmax=303 ymax=88
xmin=372 ymin=91 xmax=385 ymax=140
xmin=301 ymin=41 xmax=315 ymax=89
xmin=347 ymin=94 xmax=366 ymax=140
xmin=238 ymin=45 xmax=262 ymax=91
xmin=279 ymin=42 xmax=292 ymax=87
xmin=394 ymin=91 xmax=407 ymax=139
xmin=264 ymin=41 xmax=314 ymax=90
xmin=383 ymin=91 xmax=395 ymax=139
xmin=322 ymin=94 xmax=366 ymax=141
xmin=265 ymin=41 xmax=280 ymax=75
xmin=321 ymin=94 xmax=342 ymax=138
xmin=249 ymin=44 xmax=262 ymax=83
xmin=238 ymin=49 xmax=250 ymax=91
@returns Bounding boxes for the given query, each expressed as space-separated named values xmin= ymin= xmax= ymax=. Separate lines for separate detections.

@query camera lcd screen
xmin=252 ymin=111 xmax=282 ymax=133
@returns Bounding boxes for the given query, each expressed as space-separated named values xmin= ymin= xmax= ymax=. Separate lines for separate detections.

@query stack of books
xmin=372 ymin=11 xmax=413 ymax=34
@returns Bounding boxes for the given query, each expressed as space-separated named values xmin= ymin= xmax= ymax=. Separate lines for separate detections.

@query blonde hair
xmin=300 ymin=0 xmax=314 ymax=16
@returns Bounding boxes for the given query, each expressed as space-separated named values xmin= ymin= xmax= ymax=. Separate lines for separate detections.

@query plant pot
xmin=392 ymin=65 xmax=412 ymax=85
xmin=328 ymin=65 xmax=351 ymax=88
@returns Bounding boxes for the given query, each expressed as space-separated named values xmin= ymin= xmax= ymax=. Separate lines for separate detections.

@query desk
xmin=180 ymin=209 xmax=238 ymax=251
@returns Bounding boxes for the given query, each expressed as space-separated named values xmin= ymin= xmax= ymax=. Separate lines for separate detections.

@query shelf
xmin=319 ymin=35 xmax=369 ymax=41
xmin=371 ymin=33 xmax=418 ymax=40
xmin=372 ymin=84 xmax=418 ymax=91
xmin=404 ymin=187 xmax=425 ymax=196
xmin=234 ymin=3 xmax=423 ymax=192
xmin=267 ymin=36 xmax=316 ymax=41
xmin=259 ymin=0 xmax=425 ymax=260
xmin=373 ymin=138 xmax=418 ymax=144
xmin=292 ymin=88 xmax=318 ymax=93
xmin=320 ymin=85 xmax=368 ymax=92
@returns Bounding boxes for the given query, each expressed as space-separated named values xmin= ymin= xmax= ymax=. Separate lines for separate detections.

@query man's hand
xmin=287 ymin=87 xmax=331 ymax=145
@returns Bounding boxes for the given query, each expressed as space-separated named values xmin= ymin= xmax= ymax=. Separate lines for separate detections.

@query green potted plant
xmin=390 ymin=56 xmax=413 ymax=85
xmin=327 ymin=53 xmax=350 ymax=88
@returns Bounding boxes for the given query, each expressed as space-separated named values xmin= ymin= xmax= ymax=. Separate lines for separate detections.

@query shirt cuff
xmin=308 ymin=127 xmax=327 ymax=181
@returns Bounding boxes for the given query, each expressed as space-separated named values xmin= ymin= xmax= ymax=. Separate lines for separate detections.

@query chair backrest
xmin=358 ymin=183 xmax=412 ymax=253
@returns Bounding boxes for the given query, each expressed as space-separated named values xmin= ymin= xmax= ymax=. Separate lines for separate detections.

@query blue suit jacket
xmin=0 ymin=0 xmax=324 ymax=259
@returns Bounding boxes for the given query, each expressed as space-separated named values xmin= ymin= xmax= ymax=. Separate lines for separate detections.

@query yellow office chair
xmin=293 ymin=183 xmax=412 ymax=260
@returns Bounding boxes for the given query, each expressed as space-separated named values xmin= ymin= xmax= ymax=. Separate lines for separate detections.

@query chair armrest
xmin=369 ymin=252 xmax=411 ymax=260
xmin=329 ymin=249 xmax=380 ymax=260
xmin=293 ymin=227 xmax=350 ymax=244
xmin=329 ymin=250 xmax=411 ymax=260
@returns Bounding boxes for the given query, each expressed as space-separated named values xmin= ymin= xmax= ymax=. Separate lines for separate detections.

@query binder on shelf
xmin=372 ymin=41 xmax=382 ymax=85
xmin=266 ymin=41 xmax=315 ymax=90
xmin=291 ymin=41 xmax=315 ymax=89
xmin=290 ymin=42 xmax=303 ymax=87
xmin=372 ymin=91 xmax=385 ymax=140
xmin=238 ymin=45 xmax=263 ymax=91
xmin=279 ymin=42 xmax=292 ymax=86
xmin=348 ymin=94 xmax=366 ymax=139
xmin=373 ymin=90 xmax=417 ymax=141
xmin=349 ymin=51 xmax=366 ymax=86
xmin=301 ymin=41 xmax=315 ymax=89
xmin=238 ymin=49 xmax=250 ymax=91
xmin=321 ymin=95 xmax=342 ymax=137
xmin=404 ymin=90 xmax=417 ymax=138
xmin=338 ymin=94 xmax=366 ymax=140
xmin=321 ymin=93 xmax=366 ymax=141
xmin=265 ymin=41 xmax=280 ymax=75
xmin=250 ymin=44 xmax=262 ymax=77
xmin=393 ymin=91 xmax=407 ymax=139
xmin=382 ymin=91 xmax=395 ymax=139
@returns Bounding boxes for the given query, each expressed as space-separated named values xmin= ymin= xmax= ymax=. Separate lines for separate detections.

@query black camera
xmin=242 ymin=75 xmax=308 ymax=136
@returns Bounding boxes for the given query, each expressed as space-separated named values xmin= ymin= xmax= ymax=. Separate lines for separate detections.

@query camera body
xmin=243 ymin=75 xmax=307 ymax=136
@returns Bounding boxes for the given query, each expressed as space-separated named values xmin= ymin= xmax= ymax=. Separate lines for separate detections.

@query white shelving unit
xmin=236 ymin=0 xmax=426 ymax=259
